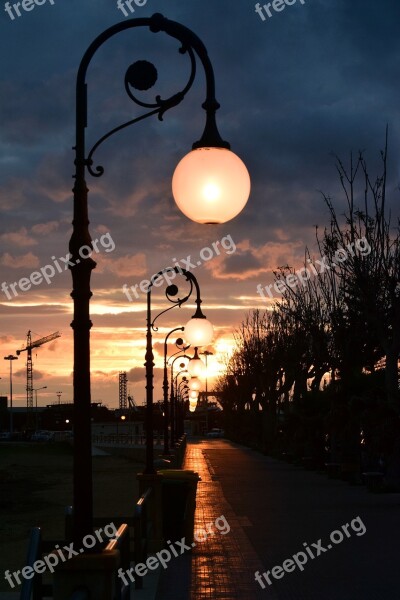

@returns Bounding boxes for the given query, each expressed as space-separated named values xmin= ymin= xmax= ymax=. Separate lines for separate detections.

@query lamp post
xmin=4 ymin=355 xmax=18 ymax=434
xmin=178 ymin=379 xmax=189 ymax=399
xmin=174 ymin=370 xmax=189 ymax=439
xmin=169 ymin=355 xmax=191 ymax=447
xmin=145 ymin=267 xmax=213 ymax=475
xmin=70 ymin=13 xmax=250 ymax=541
xmin=174 ymin=372 xmax=189 ymax=402
xmin=188 ymin=347 xmax=206 ymax=378
xmin=162 ymin=327 xmax=184 ymax=456
xmin=177 ymin=378 xmax=189 ymax=437
xmin=33 ymin=386 xmax=47 ymax=431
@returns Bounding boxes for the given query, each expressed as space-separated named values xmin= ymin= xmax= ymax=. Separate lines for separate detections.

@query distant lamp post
xmin=146 ymin=267 xmax=211 ymax=474
xmin=178 ymin=380 xmax=189 ymax=396
xmin=33 ymin=386 xmax=47 ymax=431
xmin=4 ymin=354 xmax=18 ymax=434
xmin=169 ymin=355 xmax=191 ymax=447
xmin=180 ymin=267 xmax=214 ymax=348
xmin=162 ymin=327 xmax=184 ymax=456
xmin=177 ymin=379 xmax=189 ymax=436
xmin=189 ymin=390 xmax=199 ymax=401
xmin=70 ymin=12 xmax=250 ymax=541
xmin=189 ymin=378 xmax=201 ymax=392
xmin=188 ymin=348 xmax=206 ymax=378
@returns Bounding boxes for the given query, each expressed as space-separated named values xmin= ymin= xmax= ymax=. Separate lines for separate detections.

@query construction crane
xmin=128 ymin=394 xmax=137 ymax=411
xmin=16 ymin=330 xmax=61 ymax=425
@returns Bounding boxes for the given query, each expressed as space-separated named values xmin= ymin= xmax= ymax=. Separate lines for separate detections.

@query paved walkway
xmin=155 ymin=438 xmax=400 ymax=600
xmin=155 ymin=438 xmax=273 ymax=600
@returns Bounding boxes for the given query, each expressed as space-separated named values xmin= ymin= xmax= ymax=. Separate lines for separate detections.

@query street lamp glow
xmin=188 ymin=348 xmax=205 ymax=378
xmin=184 ymin=316 xmax=214 ymax=347
xmin=189 ymin=378 xmax=201 ymax=392
xmin=189 ymin=390 xmax=199 ymax=400
xmin=172 ymin=148 xmax=250 ymax=224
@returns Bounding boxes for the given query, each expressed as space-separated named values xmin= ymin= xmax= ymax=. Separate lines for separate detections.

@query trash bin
xmin=158 ymin=469 xmax=201 ymax=544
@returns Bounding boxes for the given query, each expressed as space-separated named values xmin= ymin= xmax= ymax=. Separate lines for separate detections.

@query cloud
xmin=0 ymin=335 xmax=14 ymax=343
xmin=127 ymin=366 xmax=163 ymax=384
xmin=96 ymin=253 xmax=148 ymax=279
xmin=1 ymin=227 xmax=37 ymax=248
xmin=31 ymin=221 xmax=59 ymax=235
xmin=46 ymin=340 xmax=60 ymax=352
xmin=0 ymin=252 xmax=40 ymax=269
xmin=206 ymin=239 xmax=304 ymax=281
xmin=14 ymin=369 xmax=45 ymax=380
xmin=127 ymin=367 xmax=145 ymax=383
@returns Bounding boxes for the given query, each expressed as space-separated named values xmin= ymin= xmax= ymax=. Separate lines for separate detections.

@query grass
xmin=0 ymin=442 xmax=142 ymax=592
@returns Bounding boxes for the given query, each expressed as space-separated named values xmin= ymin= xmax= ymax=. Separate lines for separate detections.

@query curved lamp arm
xmin=148 ymin=266 xmax=207 ymax=332
xmin=75 ymin=12 xmax=229 ymax=180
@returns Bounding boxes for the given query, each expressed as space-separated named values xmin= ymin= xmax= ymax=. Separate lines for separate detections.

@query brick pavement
xmin=155 ymin=439 xmax=277 ymax=600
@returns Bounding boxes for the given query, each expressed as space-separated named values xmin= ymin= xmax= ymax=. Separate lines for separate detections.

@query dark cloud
xmin=1 ymin=0 xmax=400 ymax=405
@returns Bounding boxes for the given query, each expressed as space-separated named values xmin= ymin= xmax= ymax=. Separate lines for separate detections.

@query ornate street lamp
xmin=189 ymin=378 xmax=201 ymax=392
xmin=162 ymin=327 xmax=184 ymax=456
xmin=188 ymin=347 xmax=206 ymax=378
xmin=177 ymin=379 xmax=189 ymax=437
xmin=146 ymin=267 xmax=210 ymax=474
xmin=189 ymin=397 xmax=198 ymax=412
xmin=169 ymin=355 xmax=191 ymax=447
xmin=71 ymin=12 xmax=250 ymax=542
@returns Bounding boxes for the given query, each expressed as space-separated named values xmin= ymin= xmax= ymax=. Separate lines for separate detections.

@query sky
xmin=1 ymin=0 xmax=400 ymax=409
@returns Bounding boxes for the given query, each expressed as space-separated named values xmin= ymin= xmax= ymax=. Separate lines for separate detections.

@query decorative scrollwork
xmin=151 ymin=269 xmax=194 ymax=331
xmin=124 ymin=45 xmax=196 ymax=118
xmin=86 ymin=42 xmax=197 ymax=178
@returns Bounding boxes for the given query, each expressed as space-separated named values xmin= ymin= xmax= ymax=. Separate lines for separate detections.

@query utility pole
xmin=4 ymin=355 xmax=18 ymax=434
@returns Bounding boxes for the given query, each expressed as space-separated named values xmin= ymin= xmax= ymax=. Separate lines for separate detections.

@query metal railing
xmin=19 ymin=527 xmax=42 ymax=600
xmin=106 ymin=524 xmax=131 ymax=600
xmin=20 ymin=485 xmax=155 ymax=599
xmin=133 ymin=487 xmax=153 ymax=590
